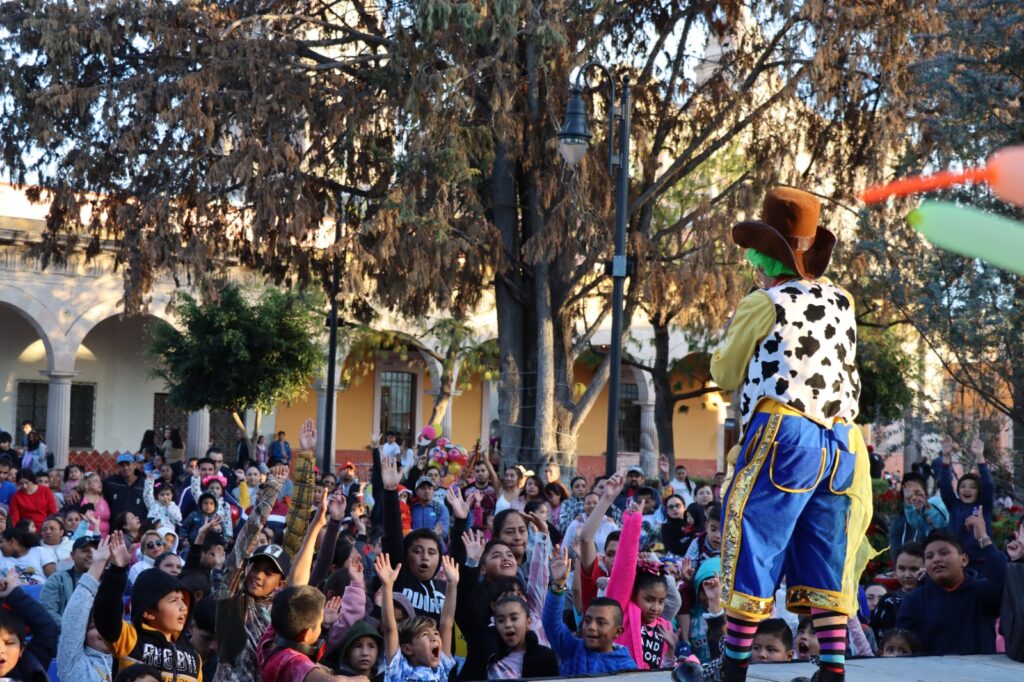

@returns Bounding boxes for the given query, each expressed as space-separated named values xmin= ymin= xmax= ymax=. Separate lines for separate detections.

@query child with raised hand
xmin=542 ymin=544 xmax=636 ymax=675
xmin=487 ymin=594 xmax=559 ymax=679
xmin=144 ymin=469 xmax=182 ymax=529
xmin=95 ymin=530 xmax=202 ymax=681
xmin=56 ymin=534 xmax=114 ymax=682
xmin=0 ymin=565 xmax=59 ymax=682
xmin=377 ymin=552 xmax=460 ymax=682
xmin=605 ymin=499 xmax=677 ymax=669
xmin=935 ymin=435 xmax=994 ymax=563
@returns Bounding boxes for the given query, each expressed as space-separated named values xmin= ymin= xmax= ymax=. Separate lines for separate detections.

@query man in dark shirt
xmin=103 ymin=453 xmax=147 ymax=520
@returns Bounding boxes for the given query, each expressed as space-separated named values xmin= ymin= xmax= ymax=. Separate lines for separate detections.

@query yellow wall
xmin=671 ymin=373 xmax=722 ymax=464
xmin=274 ymin=386 xmax=316 ymax=446
xmin=451 ymin=373 xmax=484 ymax=447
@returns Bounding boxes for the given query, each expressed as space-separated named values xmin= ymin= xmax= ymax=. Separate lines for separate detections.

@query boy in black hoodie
xmin=96 ymin=530 xmax=202 ymax=681
xmin=0 ymin=567 xmax=59 ymax=682
xmin=379 ymin=455 xmax=447 ymax=621
xmin=896 ymin=520 xmax=1007 ymax=655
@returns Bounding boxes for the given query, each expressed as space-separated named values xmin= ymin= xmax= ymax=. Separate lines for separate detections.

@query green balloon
xmin=907 ymin=201 xmax=1024 ymax=274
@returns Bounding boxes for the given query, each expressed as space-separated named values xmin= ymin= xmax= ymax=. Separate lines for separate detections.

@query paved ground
xmin=581 ymin=654 xmax=1023 ymax=681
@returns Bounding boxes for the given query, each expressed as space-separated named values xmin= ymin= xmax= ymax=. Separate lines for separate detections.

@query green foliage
xmin=856 ymin=328 xmax=915 ymax=425
xmin=147 ymin=283 xmax=325 ymax=415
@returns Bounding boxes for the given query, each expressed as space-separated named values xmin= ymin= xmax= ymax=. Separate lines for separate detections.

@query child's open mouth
xmin=431 ymin=645 xmax=440 ymax=659
xmin=797 ymin=642 xmax=810 ymax=656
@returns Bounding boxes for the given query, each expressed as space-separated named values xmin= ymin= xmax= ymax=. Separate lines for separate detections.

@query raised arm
xmin=218 ymin=465 xmax=286 ymax=595
xmin=379 ymin=454 xmax=405 ymax=566
xmin=283 ymin=419 xmax=319 ymax=555
xmin=0 ymin=572 xmax=59 ymax=670
xmin=446 ymin=486 xmax=471 ymax=564
xmin=143 ymin=473 xmax=157 ymax=511
xmin=971 ymin=438 xmax=995 ymax=508
xmin=288 ymin=488 xmax=329 ymax=586
xmin=935 ymin=440 xmax=957 ymax=509
xmin=542 ymin=545 xmax=576 ymax=657
xmin=605 ymin=504 xmax=642 ymax=606
xmin=580 ymin=473 xmax=624 ymax=574
xmin=439 ymin=555 xmax=460 ymax=656
xmin=310 ymin=508 xmax=345 ymax=589
xmin=376 ymin=553 xmax=401 ymax=662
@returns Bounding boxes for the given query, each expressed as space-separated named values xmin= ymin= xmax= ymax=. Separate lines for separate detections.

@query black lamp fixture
xmin=557 ymin=62 xmax=632 ymax=477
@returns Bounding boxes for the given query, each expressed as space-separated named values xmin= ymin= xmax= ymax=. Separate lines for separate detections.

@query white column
xmin=187 ymin=409 xmax=210 ymax=460
xmin=41 ymin=370 xmax=76 ymax=469
xmin=314 ymin=378 xmax=338 ymax=464
xmin=639 ymin=400 xmax=658 ymax=477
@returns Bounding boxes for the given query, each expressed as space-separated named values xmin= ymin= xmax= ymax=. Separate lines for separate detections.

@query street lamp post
xmin=558 ymin=64 xmax=631 ymax=477
xmin=322 ymin=214 xmax=342 ymax=475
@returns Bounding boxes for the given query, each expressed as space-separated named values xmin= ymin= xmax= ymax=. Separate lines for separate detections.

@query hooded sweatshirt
xmin=2 ymin=586 xmax=59 ymax=682
xmin=331 ymin=621 xmax=385 ymax=682
xmin=95 ymin=563 xmax=202 ymax=681
xmin=56 ymin=572 xmax=114 ymax=682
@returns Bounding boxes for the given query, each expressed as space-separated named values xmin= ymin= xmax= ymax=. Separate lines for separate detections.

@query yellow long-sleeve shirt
xmin=710 ymin=290 xmax=777 ymax=391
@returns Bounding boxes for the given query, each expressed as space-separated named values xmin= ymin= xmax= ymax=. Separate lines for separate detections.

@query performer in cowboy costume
xmin=710 ymin=187 xmax=873 ymax=682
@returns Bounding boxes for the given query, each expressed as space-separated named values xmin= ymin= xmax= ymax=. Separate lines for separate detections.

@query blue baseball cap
xmin=116 ymin=453 xmax=135 ymax=464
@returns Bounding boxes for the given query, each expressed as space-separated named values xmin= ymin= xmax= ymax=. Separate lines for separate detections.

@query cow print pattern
xmin=739 ymin=280 xmax=861 ymax=427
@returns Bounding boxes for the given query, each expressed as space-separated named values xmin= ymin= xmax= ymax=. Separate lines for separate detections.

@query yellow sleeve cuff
xmin=711 ymin=291 xmax=776 ymax=391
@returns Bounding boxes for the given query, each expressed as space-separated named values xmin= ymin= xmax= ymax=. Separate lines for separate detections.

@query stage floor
xmin=589 ymin=654 xmax=1023 ymax=681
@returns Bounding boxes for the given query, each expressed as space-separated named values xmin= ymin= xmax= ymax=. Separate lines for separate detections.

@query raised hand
xmin=299 ymin=418 xmax=317 ymax=452
xmin=625 ymin=498 xmax=641 ymax=515
xmin=680 ymin=557 xmax=695 ymax=584
xmin=549 ymin=544 xmax=571 ymax=585
xmin=703 ymin=572 xmax=722 ymax=611
xmin=603 ymin=473 xmax=625 ymax=501
xmin=375 ymin=553 xmax=401 ymax=587
xmin=84 ymin=509 xmax=99 ymax=530
xmin=371 ymin=432 xmax=381 ymax=448
xmin=65 ymin=488 xmax=81 ymax=506
xmin=322 ymin=595 xmax=344 ymax=627
xmin=0 ymin=568 xmax=18 ymax=597
xmin=109 ymin=530 xmax=131 ymax=568
xmin=92 ymin=535 xmax=112 ymax=565
xmin=327 ymin=490 xmax=348 ymax=522
xmin=349 ymin=552 xmax=365 ymax=583
xmin=446 ymin=485 xmax=470 ymax=519
xmin=270 ymin=463 xmax=290 ymax=480
xmin=381 ymin=455 xmax=402 ymax=490
xmin=310 ymin=488 xmax=329 ymax=528
xmin=440 ymin=555 xmax=460 ymax=585
xmin=965 ymin=507 xmax=988 ymax=542
xmin=526 ymin=510 xmax=549 ymax=536
xmin=462 ymin=529 xmax=486 ymax=563
xmin=659 ymin=454 xmax=670 ymax=475
xmin=970 ymin=436 xmax=985 ymax=462
xmin=1007 ymin=527 xmax=1024 ymax=562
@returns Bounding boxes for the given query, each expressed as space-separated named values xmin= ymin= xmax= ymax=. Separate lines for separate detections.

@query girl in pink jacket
xmin=606 ymin=504 xmax=676 ymax=669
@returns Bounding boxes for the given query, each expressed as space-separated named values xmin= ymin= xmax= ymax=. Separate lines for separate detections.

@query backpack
xmin=1002 ymin=561 xmax=1024 ymax=662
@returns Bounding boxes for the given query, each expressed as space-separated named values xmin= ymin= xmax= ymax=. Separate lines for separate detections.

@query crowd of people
xmin=0 ymin=420 xmax=1020 ymax=682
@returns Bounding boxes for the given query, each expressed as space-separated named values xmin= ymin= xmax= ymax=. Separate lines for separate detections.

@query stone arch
xmin=0 ymin=284 xmax=61 ymax=371
xmin=64 ymin=294 xmax=179 ymax=366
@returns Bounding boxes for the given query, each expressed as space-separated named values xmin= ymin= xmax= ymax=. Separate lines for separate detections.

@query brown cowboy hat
xmin=732 ymin=187 xmax=836 ymax=279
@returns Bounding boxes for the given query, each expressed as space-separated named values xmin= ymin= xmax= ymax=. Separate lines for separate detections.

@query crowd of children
xmin=0 ymin=421 xmax=1020 ymax=682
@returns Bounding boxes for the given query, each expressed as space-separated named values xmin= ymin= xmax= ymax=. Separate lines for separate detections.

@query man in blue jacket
xmin=896 ymin=519 xmax=1007 ymax=654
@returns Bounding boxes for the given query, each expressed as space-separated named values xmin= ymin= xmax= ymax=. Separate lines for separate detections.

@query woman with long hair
xmin=543 ymin=481 xmax=569 ymax=527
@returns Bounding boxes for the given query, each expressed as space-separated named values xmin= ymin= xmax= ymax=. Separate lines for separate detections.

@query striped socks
xmin=811 ymin=607 xmax=848 ymax=678
xmin=721 ymin=614 xmax=759 ymax=681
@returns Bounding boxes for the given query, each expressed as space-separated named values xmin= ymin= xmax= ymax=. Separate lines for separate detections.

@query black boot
xmin=720 ymin=655 xmax=748 ymax=682
xmin=810 ymin=668 xmax=845 ymax=682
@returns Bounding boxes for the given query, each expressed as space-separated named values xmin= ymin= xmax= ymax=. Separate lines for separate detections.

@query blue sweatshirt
xmin=895 ymin=542 xmax=1007 ymax=654
xmin=541 ymin=588 xmax=636 ymax=676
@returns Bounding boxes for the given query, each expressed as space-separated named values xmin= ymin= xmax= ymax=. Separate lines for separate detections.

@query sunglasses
xmin=145 ymin=540 xmax=165 ymax=550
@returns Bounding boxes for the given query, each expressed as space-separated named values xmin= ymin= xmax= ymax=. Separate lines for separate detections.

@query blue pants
xmin=720 ymin=409 xmax=858 ymax=619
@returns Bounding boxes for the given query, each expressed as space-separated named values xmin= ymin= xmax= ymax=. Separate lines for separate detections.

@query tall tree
xmin=858 ymin=0 xmax=1024 ymax=491
xmin=1 ymin=1 xmax=942 ymax=472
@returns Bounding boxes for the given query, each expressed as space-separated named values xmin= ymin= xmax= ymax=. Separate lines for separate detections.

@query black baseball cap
xmin=250 ymin=544 xmax=291 ymax=576
xmin=72 ymin=535 xmax=100 ymax=551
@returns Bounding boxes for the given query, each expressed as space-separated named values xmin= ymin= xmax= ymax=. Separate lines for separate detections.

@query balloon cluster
xmin=425 ymin=431 xmax=470 ymax=487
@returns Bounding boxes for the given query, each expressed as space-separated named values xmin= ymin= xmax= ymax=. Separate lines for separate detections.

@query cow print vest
xmin=738 ymin=278 xmax=861 ymax=429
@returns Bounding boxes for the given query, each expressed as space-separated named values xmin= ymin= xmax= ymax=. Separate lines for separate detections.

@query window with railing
xmin=380 ymin=371 xmax=417 ymax=444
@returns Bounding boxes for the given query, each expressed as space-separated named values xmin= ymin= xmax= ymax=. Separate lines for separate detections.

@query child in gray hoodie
xmin=56 ymin=534 xmax=114 ymax=682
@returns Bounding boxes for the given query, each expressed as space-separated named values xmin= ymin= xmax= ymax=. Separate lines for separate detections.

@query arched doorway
xmin=0 ymin=301 xmax=51 ymax=445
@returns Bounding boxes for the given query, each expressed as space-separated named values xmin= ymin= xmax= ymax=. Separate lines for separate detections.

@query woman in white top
xmin=0 ymin=525 xmax=56 ymax=584
xmin=39 ymin=515 xmax=73 ymax=569
xmin=486 ymin=457 xmax=527 ymax=514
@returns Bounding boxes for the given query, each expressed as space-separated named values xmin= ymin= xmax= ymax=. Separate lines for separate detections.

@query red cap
xmin=339 ymin=461 xmax=355 ymax=470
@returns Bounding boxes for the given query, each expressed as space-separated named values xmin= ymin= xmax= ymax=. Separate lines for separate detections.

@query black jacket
xmin=381 ymin=487 xmax=447 ymax=622
xmin=96 ymin=563 xmax=202 ymax=681
xmin=103 ymin=471 xmax=147 ymax=520
xmin=3 ymin=586 xmax=58 ymax=682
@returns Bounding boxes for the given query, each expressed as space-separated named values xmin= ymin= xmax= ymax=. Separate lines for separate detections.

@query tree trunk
xmin=652 ymin=317 xmax=677 ymax=469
